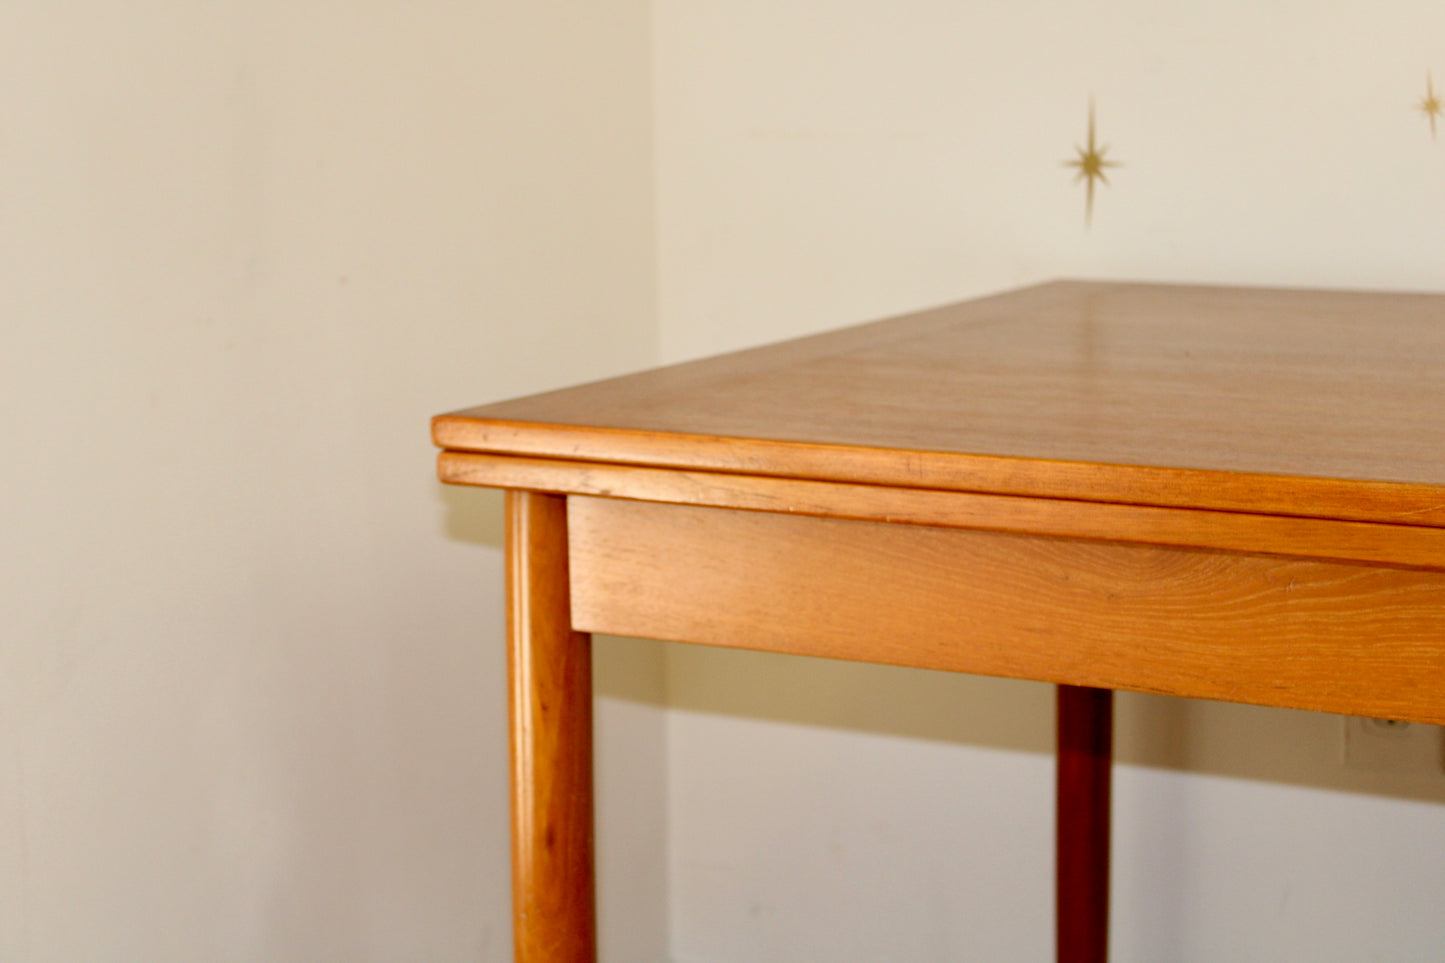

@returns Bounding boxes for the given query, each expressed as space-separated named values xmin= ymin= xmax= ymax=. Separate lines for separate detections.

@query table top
xmin=433 ymin=280 xmax=1445 ymax=528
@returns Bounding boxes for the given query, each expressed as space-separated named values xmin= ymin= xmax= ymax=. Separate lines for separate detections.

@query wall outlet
xmin=1341 ymin=716 xmax=1445 ymax=775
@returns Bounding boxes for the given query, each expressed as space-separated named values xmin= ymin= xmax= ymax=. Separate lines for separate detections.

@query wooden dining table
xmin=432 ymin=280 xmax=1445 ymax=963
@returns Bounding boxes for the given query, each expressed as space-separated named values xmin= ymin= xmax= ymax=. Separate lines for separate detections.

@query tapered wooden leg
xmin=507 ymin=490 xmax=596 ymax=963
xmin=1057 ymin=684 xmax=1112 ymax=963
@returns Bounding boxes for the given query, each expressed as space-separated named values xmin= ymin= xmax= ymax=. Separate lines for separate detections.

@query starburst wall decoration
xmin=1057 ymin=75 xmax=1443 ymax=231
xmin=1064 ymin=100 xmax=1121 ymax=228
xmin=1420 ymin=73 xmax=1443 ymax=139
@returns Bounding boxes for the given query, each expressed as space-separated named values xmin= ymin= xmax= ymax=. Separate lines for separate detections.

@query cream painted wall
xmin=0 ymin=4 xmax=663 ymax=961
xmin=655 ymin=3 xmax=1445 ymax=961
xmin=11 ymin=5 xmax=1445 ymax=960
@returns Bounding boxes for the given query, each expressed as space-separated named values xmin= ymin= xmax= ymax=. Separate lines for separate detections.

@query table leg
xmin=507 ymin=490 xmax=597 ymax=963
xmin=1057 ymin=684 xmax=1112 ymax=963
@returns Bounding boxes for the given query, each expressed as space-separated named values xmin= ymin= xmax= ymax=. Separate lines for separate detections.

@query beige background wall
xmin=7 ymin=3 xmax=1445 ymax=961
xmin=0 ymin=4 xmax=663 ymax=961
xmin=655 ymin=3 xmax=1445 ymax=961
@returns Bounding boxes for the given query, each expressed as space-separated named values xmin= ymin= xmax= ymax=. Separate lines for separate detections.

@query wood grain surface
xmin=439 ymin=282 xmax=1445 ymax=963
xmin=435 ymin=282 xmax=1445 ymax=527
xmin=568 ymin=496 xmax=1445 ymax=725
xmin=439 ymin=451 xmax=1445 ymax=570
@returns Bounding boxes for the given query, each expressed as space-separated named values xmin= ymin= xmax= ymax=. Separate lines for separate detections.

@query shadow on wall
xmin=436 ymin=482 xmax=1445 ymax=807
xmin=435 ymin=482 xmax=666 ymax=709
xmin=438 ymin=483 xmax=506 ymax=550
xmin=664 ymin=645 xmax=1445 ymax=808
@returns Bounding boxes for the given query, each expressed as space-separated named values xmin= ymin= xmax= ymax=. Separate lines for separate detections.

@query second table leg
xmin=1057 ymin=684 xmax=1113 ymax=963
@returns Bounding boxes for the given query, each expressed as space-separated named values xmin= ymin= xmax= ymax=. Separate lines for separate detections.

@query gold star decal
xmin=1065 ymin=100 xmax=1121 ymax=227
xmin=1420 ymin=73 xmax=1443 ymax=139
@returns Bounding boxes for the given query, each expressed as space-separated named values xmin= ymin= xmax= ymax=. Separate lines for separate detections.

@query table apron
xmin=566 ymin=495 xmax=1445 ymax=724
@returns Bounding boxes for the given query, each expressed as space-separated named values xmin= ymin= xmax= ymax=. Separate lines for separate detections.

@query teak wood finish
xmin=435 ymin=281 xmax=1445 ymax=963
xmin=506 ymin=492 xmax=595 ymax=962
xmin=566 ymin=496 xmax=1445 ymax=723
